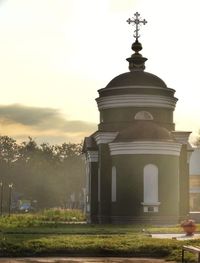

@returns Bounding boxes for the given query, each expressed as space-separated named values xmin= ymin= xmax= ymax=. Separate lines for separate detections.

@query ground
xmin=0 ymin=258 xmax=176 ymax=263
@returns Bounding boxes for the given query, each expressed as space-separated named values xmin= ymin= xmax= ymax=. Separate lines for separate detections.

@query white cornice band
xmin=94 ymin=132 xmax=118 ymax=145
xmin=98 ymin=85 xmax=175 ymax=93
xmin=87 ymin=151 xmax=98 ymax=162
xmin=96 ymin=94 xmax=177 ymax=110
xmin=172 ymin=131 xmax=192 ymax=144
xmin=109 ymin=141 xmax=181 ymax=156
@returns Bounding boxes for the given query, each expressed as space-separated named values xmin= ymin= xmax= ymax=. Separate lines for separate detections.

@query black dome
xmin=106 ymin=71 xmax=167 ymax=89
xmin=115 ymin=121 xmax=172 ymax=142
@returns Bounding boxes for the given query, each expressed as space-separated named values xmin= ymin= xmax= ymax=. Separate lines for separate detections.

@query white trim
xmin=172 ymin=131 xmax=192 ymax=144
xmin=172 ymin=131 xmax=193 ymax=163
xmin=141 ymin=202 xmax=161 ymax=206
xmin=85 ymin=161 xmax=90 ymax=196
xmin=87 ymin=151 xmax=98 ymax=162
xmin=135 ymin=111 xmax=154 ymax=120
xmin=85 ymin=161 xmax=90 ymax=213
xmin=96 ymin=94 xmax=177 ymax=110
xmin=98 ymin=85 xmax=175 ymax=93
xmin=86 ymin=204 xmax=90 ymax=212
xmin=143 ymin=206 xmax=159 ymax=213
xmin=190 ymin=187 xmax=200 ymax=194
xmin=109 ymin=141 xmax=181 ymax=156
xmin=187 ymin=147 xmax=193 ymax=163
xmin=94 ymin=132 xmax=118 ymax=145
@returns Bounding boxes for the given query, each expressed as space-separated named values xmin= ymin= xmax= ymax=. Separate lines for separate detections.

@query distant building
xmin=83 ymin=13 xmax=192 ymax=224
xmin=190 ymin=148 xmax=200 ymax=211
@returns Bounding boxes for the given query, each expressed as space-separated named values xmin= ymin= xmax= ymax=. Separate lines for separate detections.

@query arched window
xmin=143 ymin=164 xmax=158 ymax=203
xmin=142 ymin=164 xmax=160 ymax=212
xmin=111 ymin=166 xmax=116 ymax=202
xmin=135 ymin=111 xmax=154 ymax=120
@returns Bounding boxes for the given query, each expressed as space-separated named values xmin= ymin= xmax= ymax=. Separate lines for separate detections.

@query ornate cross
xmin=127 ymin=12 xmax=147 ymax=40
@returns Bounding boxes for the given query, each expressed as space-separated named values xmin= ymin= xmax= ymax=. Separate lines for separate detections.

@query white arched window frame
xmin=142 ymin=164 xmax=160 ymax=212
xmin=134 ymin=111 xmax=154 ymax=120
xmin=111 ymin=166 xmax=117 ymax=202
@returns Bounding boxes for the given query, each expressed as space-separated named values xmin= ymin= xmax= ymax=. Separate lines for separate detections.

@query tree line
xmin=0 ymin=136 xmax=85 ymax=211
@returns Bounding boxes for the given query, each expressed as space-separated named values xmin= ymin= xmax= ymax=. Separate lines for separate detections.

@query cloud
xmin=0 ymin=104 xmax=96 ymax=143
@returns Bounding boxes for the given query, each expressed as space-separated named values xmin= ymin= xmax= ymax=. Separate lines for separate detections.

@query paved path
xmin=0 ymin=257 xmax=176 ymax=263
xmin=151 ymin=233 xmax=200 ymax=240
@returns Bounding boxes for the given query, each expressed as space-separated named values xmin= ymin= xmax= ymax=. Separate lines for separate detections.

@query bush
xmin=0 ymin=209 xmax=85 ymax=230
xmin=41 ymin=208 xmax=85 ymax=222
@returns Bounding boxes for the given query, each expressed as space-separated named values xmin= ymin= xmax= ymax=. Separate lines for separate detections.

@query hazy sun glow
xmin=0 ymin=0 xmax=199 ymax=143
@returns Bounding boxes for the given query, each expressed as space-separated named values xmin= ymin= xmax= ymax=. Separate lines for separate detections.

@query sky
xmin=0 ymin=0 xmax=200 ymax=145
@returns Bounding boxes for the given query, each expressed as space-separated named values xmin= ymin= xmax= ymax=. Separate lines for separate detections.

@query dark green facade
xmin=83 ymin=39 xmax=191 ymax=224
xmin=110 ymin=155 xmax=180 ymax=223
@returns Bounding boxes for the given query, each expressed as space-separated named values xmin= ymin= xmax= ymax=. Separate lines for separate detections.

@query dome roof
xmin=106 ymin=71 xmax=167 ymax=89
xmin=115 ymin=120 xmax=172 ymax=142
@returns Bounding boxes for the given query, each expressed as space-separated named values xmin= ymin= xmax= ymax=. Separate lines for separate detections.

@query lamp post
xmin=8 ymin=183 xmax=13 ymax=216
xmin=0 ymin=181 xmax=3 ymax=216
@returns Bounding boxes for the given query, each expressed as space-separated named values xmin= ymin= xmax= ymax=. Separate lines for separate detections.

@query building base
xmin=88 ymin=214 xmax=183 ymax=225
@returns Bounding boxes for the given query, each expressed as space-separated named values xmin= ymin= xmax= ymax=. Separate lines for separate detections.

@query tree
xmin=0 ymin=135 xmax=85 ymax=210
xmin=55 ymin=142 xmax=82 ymax=160
xmin=0 ymin=136 xmax=19 ymax=165
xmin=193 ymin=130 xmax=200 ymax=147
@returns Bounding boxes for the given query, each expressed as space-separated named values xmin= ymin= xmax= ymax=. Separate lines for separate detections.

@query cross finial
xmin=127 ymin=12 xmax=147 ymax=40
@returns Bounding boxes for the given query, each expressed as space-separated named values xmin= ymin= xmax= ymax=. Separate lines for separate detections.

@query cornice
xmin=96 ymin=94 xmax=177 ymax=110
xmin=93 ymin=132 xmax=118 ymax=145
xmin=98 ymin=85 xmax=175 ymax=93
xmin=109 ymin=141 xmax=181 ymax=156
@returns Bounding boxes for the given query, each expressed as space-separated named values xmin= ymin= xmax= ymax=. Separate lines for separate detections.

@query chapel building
xmin=83 ymin=13 xmax=192 ymax=224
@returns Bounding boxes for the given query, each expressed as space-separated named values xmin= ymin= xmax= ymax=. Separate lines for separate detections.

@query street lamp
xmin=8 ymin=183 xmax=13 ymax=216
xmin=0 ymin=182 xmax=3 ymax=216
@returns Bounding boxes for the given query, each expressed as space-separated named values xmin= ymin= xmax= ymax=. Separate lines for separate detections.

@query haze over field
xmin=0 ymin=0 xmax=199 ymax=144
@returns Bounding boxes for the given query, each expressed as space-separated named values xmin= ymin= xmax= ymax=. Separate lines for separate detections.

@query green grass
xmin=0 ymin=222 xmax=195 ymax=235
xmin=0 ymin=232 xmax=187 ymax=260
xmin=0 ymin=208 xmax=85 ymax=229
xmin=0 ymin=211 xmax=200 ymax=262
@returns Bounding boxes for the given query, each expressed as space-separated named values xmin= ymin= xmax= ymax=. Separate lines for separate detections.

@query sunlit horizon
xmin=0 ymin=0 xmax=199 ymax=144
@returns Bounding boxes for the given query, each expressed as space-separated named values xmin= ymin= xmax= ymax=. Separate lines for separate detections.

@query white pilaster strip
xmin=109 ymin=141 xmax=181 ymax=156
xmin=96 ymin=94 xmax=177 ymax=110
xmin=87 ymin=151 xmax=98 ymax=162
xmin=94 ymin=132 xmax=118 ymax=145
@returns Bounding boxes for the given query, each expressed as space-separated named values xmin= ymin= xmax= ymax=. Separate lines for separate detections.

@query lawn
xmin=0 ymin=210 xmax=199 ymax=262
